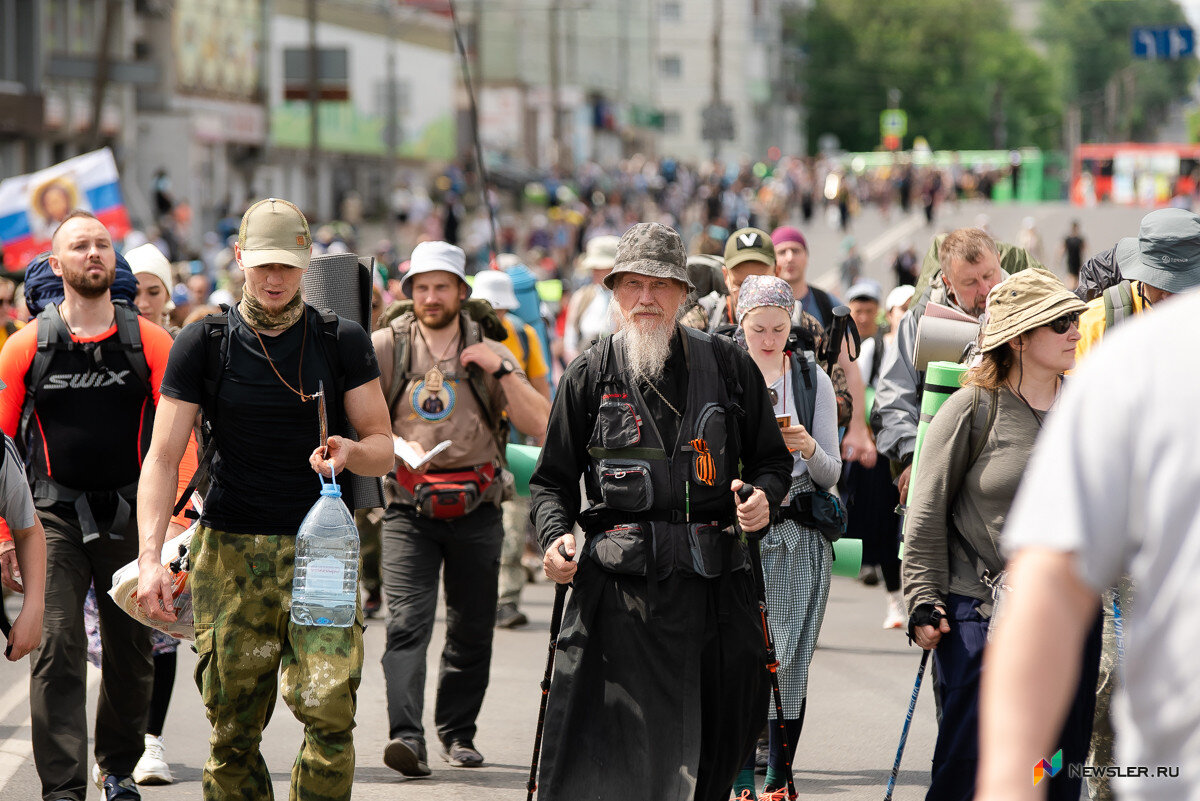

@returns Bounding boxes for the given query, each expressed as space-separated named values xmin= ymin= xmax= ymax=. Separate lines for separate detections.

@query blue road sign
xmin=1132 ymin=26 xmax=1195 ymax=60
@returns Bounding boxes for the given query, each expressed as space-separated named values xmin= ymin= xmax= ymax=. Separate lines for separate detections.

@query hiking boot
xmin=384 ymin=737 xmax=431 ymax=777
xmin=364 ymin=588 xmax=383 ymax=619
xmin=857 ymin=565 xmax=879 ymax=586
xmin=495 ymin=602 xmax=528 ymax=629
xmin=883 ymin=592 xmax=907 ymax=630
xmin=441 ymin=739 xmax=484 ymax=767
xmin=754 ymin=738 xmax=768 ymax=773
xmin=132 ymin=734 xmax=172 ymax=785
xmin=101 ymin=774 xmax=141 ymax=801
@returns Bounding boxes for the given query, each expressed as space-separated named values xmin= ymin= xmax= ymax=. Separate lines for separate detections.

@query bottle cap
xmin=320 ymin=483 xmax=342 ymax=498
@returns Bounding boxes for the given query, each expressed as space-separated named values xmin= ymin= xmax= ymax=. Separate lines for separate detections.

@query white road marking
xmin=0 ymin=665 xmax=101 ymax=790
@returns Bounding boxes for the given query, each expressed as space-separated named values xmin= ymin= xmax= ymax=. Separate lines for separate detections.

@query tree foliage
xmin=791 ymin=0 xmax=1060 ymax=153
xmin=1038 ymin=0 xmax=1198 ymax=141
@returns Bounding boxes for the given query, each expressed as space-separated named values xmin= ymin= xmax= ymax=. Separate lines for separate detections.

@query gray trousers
xmin=31 ymin=503 xmax=152 ymax=801
xmin=380 ymin=503 xmax=503 ymax=747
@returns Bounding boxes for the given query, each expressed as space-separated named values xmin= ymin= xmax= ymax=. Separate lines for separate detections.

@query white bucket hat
xmin=472 ymin=270 xmax=519 ymax=311
xmin=401 ymin=241 xmax=471 ymax=298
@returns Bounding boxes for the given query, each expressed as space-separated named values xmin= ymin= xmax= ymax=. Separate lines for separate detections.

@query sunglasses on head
xmin=1044 ymin=311 xmax=1081 ymax=335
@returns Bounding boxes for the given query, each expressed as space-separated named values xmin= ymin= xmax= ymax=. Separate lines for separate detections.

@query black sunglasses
xmin=1044 ymin=311 xmax=1081 ymax=335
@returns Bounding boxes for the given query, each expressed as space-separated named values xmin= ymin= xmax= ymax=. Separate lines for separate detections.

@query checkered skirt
xmin=758 ymin=472 xmax=833 ymax=719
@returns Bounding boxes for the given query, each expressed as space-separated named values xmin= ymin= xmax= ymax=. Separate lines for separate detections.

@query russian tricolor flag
xmin=0 ymin=148 xmax=132 ymax=270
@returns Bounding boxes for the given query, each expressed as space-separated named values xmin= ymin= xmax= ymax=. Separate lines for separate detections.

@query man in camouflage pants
xmin=135 ymin=198 xmax=394 ymax=800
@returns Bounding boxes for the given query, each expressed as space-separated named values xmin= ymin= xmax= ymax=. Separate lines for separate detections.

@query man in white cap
xmin=563 ymin=234 xmax=619 ymax=363
xmin=472 ymin=269 xmax=552 ymax=629
xmin=372 ymin=241 xmax=550 ymax=776
xmin=135 ymin=197 xmax=395 ymax=801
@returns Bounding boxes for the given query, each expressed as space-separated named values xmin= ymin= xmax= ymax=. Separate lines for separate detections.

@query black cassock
xmin=536 ymin=564 xmax=768 ymax=801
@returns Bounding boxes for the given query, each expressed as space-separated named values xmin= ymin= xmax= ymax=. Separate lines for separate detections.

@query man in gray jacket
xmin=871 ymin=228 xmax=1005 ymax=500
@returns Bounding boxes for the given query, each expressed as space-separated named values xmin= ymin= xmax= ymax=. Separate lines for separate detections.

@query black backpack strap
xmin=788 ymin=350 xmax=819 ymax=432
xmin=201 ymin=307 xmax=231 ymax=428
xmin=869 ymin=330 xmax=886 ymax=386
xmin=17 ymin=304 xmax=73 ymax=460
xmin=812 ymin=286 xmax=835 ymax=329
xmin=312 ymin=307 xmax=345 ymax=397
xmin=112 ymin=304 xmax=151 ymax=394
xmin=966 ymin=385 xmax=999 ymax=472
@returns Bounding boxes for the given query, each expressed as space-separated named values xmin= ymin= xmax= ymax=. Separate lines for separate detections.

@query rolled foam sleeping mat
xmin=903 ymin=360 xmax=968 ymax=537
xmin=506 ymin=443 xmax=541 ymax=497
xmin=832 ymin=536 xmax=863 ymax=578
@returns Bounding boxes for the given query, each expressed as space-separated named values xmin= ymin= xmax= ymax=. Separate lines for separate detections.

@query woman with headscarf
xmin=731 ymin=275 xmax=842 ymax=801
xmin=903 ymin=268 xmax=1102 ymax=801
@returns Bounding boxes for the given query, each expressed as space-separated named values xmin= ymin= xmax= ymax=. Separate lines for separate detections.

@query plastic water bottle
xmin=291 ymin=476 xmax=359 ymax=627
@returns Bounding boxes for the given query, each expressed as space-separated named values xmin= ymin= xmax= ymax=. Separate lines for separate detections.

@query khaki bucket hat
xmin=979 ymin=268 xmax=1086 ymax=352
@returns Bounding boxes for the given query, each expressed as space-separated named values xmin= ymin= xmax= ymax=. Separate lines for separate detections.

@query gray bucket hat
xmin=603 ymin=222 xmax=695 ymax=291
xmin=1116 ymin=208 xmax=1200 ymax=294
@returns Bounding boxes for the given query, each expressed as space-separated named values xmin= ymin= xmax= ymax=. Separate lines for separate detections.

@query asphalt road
xmin=0 ymin=572 xmax=945 ymax=801
xmin=0 ymin=198 xmax=1153 ymax=800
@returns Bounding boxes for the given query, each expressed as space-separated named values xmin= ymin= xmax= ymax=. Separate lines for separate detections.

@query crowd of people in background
xmin=0 ymin=142 xmax=1194 ymax=801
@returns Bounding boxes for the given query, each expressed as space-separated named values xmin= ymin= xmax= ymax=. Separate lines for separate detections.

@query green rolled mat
xmin=832 ymin=537 xmax=863 ymax=578
xmin=904 ymin=360 xmax=968 ymax=535
xmin=536 ymin=279 xmax=563 ymax=303
xmin=506 ymin=443 xmax=542 ymax=497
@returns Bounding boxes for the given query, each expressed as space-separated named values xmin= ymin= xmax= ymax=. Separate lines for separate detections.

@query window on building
xmin=663 ymin=112 xmax=681 ymax=135
xmin=660 ymin=1 xmax=681 ymax=20
xmin=660 ymin=55 xmax=681 ymax=79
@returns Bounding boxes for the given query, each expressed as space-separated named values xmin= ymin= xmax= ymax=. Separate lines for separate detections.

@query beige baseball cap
xmin=238 ymin=198 xmax=313 ymax=269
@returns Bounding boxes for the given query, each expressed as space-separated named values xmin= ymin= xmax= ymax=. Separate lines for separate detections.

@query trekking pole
xmin=527 ymin=541 xmax=573 ymax=801
xmin=737 ymin=484 xmax=798 ymax=801
xmin=884 ymin=632 xmax=938 ymax=801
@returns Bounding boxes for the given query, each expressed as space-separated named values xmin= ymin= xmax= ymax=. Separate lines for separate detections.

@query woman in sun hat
xmin=902 ymin=268 xmax=1102 ymax=801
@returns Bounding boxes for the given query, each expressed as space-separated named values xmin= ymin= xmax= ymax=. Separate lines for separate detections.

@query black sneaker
xmin=102 ymin=774 xmax=141 ymax=800
xmin=495 ymin=602 xmax=529 ymax=629
xmin=857 ymin=565 xmax=880 ymax=586
xmin=441 ymin=739 xmax=484 ymax=767
xmin=384 ymin=737 xmax=431 ymax=777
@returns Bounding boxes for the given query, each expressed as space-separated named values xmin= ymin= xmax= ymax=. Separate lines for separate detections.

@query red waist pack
xmin=395 ymin=463 xmax=496 ymax=520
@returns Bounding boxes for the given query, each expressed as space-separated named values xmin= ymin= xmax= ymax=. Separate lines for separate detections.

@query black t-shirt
xmin=161 ymin=305 xmax=380 ymax=535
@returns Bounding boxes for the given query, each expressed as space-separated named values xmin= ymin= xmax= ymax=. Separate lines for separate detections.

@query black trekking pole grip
xmin=736 ymin=483 xmax=769 ymax=539
xmin=526 ymin=539 xmax=575 ymax=800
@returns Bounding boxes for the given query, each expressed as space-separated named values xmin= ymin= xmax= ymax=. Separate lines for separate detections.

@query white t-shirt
xmin=1003 ymin=291 xmax=1200 ymax=801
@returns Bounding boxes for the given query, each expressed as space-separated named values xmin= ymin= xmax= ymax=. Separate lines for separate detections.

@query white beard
xmin=611 ymin=298 xmax=675 ymax=384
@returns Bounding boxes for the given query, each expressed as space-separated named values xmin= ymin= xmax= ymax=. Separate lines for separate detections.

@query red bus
xmin=1071 ymin=142 xmax=1200 ymax=206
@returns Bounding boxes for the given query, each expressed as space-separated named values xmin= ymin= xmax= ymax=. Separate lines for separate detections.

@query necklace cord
xmin=251 ymin=310 xmax=314 ymax=402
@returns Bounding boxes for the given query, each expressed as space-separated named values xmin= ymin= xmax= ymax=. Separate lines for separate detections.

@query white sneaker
xmin=883 ymin=593 xmax=907 ymax=630
xmin=132 ymin=734 xmax=173 ymax=785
